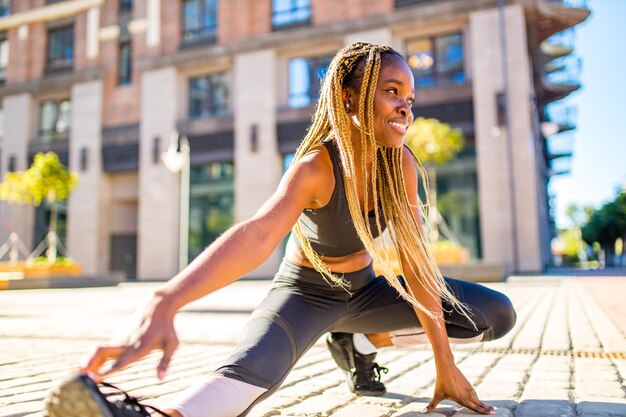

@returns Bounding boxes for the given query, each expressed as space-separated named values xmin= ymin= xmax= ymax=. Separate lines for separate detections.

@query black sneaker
xmin=326 ymin=332 xmax=388 ymax=396
xmin=45 ymin=374 xmax=170 ymax=417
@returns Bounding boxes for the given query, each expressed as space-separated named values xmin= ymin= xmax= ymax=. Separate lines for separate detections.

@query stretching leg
xmin=167 ymin=283 xmax=348 ymax=417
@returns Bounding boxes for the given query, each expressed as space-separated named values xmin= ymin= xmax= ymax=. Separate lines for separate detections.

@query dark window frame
xmin=181 ymin=0 xmax=218 ymax=48
xmin=38 ymin=98 xmax=71 ymax=142
xmin=188 ymin=72 xmax=231 ymax=119
xmin=406 ymin=32 xmax=465 ymax=89
xmin=118 ymin=41 xmax=132 ymax=85
xmin=46 ymin=24 xmax=74 ymax=74
xmin=271 ymin=0 xmax=311 ymax=31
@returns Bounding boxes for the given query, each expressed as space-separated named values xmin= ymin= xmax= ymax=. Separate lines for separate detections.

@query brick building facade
xmin=0 ymin=0 xmax=589 ymax=279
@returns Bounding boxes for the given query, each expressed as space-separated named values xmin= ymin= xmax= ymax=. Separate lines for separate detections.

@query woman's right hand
xmin=80 ymin=293 xmax=179 ymax=382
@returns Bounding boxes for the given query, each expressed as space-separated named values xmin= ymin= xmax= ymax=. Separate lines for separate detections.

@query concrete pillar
xmin=469 ymin=5 xmax=543 ymax=274
xmin=233 ymin=49 xmax=282 ymax=278
xmin=0 ymin=94 xmax=34 ymax=253
xmin=67 ymin=80 xmax=108 ymax=275
xmin=137 ymin=67 xmax=179 ymax=280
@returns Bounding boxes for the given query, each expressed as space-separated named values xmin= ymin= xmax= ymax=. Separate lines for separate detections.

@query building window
xmin=0 ymin=0 xmax=10 ymax=17
xmin=0 ymin=36 xmax=7 ymax=85
xmin=120 ymin=0 xmax=132 ymax=13
xmin=395 ymin=0 xmax=435 ymax=7
xmin=46 ymin=25 xmax=74 ymax=73
xmin=288 ymin=55 xmax=331 ymax=108
xmin=0 ymin=108 xmax=4 ymax=141
xmin=272 ymin=0 xmax=311 ymax=30
xmin=189 ymin=162 xmax=234 ymax=262
xmin=188 ymin=72 xmax=230 ymax=118
xmin=118 ymin=42 xmax=132 ymax=85
xmin=39 ymin=99 xmax=71 ymax=142
xmin=406 ymin=32 xmax=465 ymax=89
xmin=182 ymin=0 xmax=217 ymax=46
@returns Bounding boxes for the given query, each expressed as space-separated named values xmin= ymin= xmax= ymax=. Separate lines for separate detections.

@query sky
xmin=548 ymin=0 xmax=626 ymax=228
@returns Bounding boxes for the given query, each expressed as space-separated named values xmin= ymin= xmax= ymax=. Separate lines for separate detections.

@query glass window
xmin=288 ymin=55 xmax=332 ymax=108
xmin=39 ymin=99 xmax=71 ymax=142
xmin=272 ymin=0 xmax=311 ymax=29
xmin=120 ymin=0 xmax=132 ymax=13
xmin=0 ymin=0 xmax=9 ymax=18
xmin=188 ymin=72 xmax=230 ymax=118
xmin=47 ymin=25 xmax=74 ymax=73
xmin=118 ymin=42 xmax=132 ymax=85
xmin=0 ymin=37 xmax=8 ymax=84
xmin=407 ymin=32 xmax=464 ymax=89
xmin=0 ymin=108 xmax=4 ymax=141
xmin=188 ymin=162 xmax=234 ymax=262
xmin=182 ymin=0 xmax=218 ymax=45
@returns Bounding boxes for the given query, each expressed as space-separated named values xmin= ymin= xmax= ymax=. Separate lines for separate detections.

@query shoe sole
xmin=45 ymin=375 xmax=114 ymax=417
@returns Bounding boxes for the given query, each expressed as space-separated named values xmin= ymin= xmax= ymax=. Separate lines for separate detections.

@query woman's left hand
xmin=425 ymin=363 xmax=495 ymax=415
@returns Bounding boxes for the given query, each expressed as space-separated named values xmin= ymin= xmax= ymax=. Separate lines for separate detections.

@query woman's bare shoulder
xmin=289 ymin=143 xmax=335 ymax=209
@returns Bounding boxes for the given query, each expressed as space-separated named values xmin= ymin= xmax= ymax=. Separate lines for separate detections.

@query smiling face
xmin=343 ymin=54 xmax=415 ymax=148
xmin=372 ymin=56 xmax=415 ymax=148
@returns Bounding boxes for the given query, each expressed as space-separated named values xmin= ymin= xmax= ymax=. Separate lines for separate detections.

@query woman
xmin=46 ymin=42 xmax=515 ymax=417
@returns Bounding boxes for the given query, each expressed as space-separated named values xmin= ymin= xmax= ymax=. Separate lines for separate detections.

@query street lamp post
xmin=162 ymin=131 xmax=191 ymax=272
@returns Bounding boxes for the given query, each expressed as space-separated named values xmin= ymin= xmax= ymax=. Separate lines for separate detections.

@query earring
xmin=344 ymin=102 xmax=351 ymax=112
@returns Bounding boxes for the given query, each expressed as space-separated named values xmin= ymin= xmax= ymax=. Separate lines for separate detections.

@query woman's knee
xmin=485 ymin=291 xmax=516 ymax=340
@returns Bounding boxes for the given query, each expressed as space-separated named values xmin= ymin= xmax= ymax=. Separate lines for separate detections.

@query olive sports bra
xmin=289 ymin=141 xmax=386 ymax=257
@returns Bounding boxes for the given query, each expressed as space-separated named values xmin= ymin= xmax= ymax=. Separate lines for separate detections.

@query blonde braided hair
xmin=292 ymin=42 xmax=475 ymax=326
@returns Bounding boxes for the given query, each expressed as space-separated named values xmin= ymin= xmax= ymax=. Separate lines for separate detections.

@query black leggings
xmin=216 ymin=258 xmax=516 ymax=410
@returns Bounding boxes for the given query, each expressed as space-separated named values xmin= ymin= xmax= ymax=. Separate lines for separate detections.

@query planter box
xmin=24 ymin=264 xmax=82 ymax=278
xmin=0 ymin=261 xmax=82 ymax=279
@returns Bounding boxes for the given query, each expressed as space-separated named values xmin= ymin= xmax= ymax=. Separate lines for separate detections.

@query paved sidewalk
xmin=1 ymin=275 xmax=625 ymax=417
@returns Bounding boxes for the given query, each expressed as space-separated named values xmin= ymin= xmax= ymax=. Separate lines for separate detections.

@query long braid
xmin=291 ymin=42 xmax=476 ymax=327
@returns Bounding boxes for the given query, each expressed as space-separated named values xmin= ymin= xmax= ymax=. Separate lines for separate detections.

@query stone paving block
xmin=520 ymin=388 xmax=571 ymax=400
xmin=515 ymin=399 xmax=575 ymax=417
xmin=330 ymin=403 xmax=390 ymax=417
xmin=282 ymin=393 xmax=354 ymax=415
xmin=577 ymin=400 xmax=626 ymax=416
xmin=389 ymin=399 xmax=450 ymax=416
xmin=575 ymin=384 xmax=625 ymax=399
xmin=453 ymin=405 xmax=514 ymax=416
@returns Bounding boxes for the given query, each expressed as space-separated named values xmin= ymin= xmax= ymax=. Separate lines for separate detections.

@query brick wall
xmin=313 ymin=0 xmax=394 ymax=26
xmin=219 ymin=0 xmax=271 ymax=44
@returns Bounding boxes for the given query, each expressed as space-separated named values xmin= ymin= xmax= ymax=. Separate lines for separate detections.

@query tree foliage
xmin=0 ymin=171 xmax=32 ymax=205
xmin=404 ymin=117 xmax=465 ymax=166
xmin=581 ymin=192 xmax=626 ymax=247
xmin=24 ymin=152 xmax=77 ymax=206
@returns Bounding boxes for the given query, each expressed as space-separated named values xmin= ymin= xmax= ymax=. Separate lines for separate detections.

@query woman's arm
xmin=82 ymin=151 xmax=331 ymax=380
xmin=399 ymin=147 xmax=494 ymax=415
xmin=156 ymin=155 xmax=325 ymax=311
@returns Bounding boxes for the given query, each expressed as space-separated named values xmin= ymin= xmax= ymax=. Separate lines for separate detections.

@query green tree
xmin=404 ymin=117 xmax=464 ymax=241
xmin=581 ymin=192 xmax=626 ymax=266
xmin=23 ymin=152 xmax=78 ymax=263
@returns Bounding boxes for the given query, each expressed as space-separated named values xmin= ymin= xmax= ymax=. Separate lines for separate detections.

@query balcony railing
xmin=182 ymin=26 xmax=216 ymax=47
xmin=546 ymin=105 xmax=577 ymax=134
xmin=545 ymin=28 xmax=576 ymax=50
xmin=45 ymin=57 xmax=74 ymax=74
xmin=545 ymin=58 xmax=581 ymax=86
xmin=549 ymin=0 xmax=588 ymax=8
